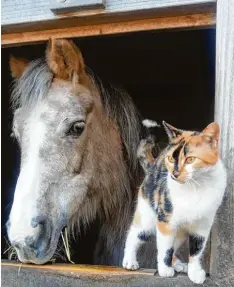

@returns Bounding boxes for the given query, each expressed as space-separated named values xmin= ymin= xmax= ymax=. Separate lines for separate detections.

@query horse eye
xmin=67 ymin=121 xmax=85 ymax=137
xmin=168 ymin=156 xmax=175 ymax=163
xmin=185 ymin=156 xmax=196 ymax=164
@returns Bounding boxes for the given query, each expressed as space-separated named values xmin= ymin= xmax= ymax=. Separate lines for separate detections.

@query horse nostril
xmin=24 ymin=236 xmax=40 ymax=256
xmin=25 ymin=236 xmax=35 ymax=248
xmin=31 ymin=216 xmax=47 ymax=228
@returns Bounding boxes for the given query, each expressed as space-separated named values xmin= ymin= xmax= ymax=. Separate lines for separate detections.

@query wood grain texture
xmin=210 ymin=0 xmax=234 ymax=286
xmin=1 ymin=0 xmax=216 ymax=27
xmin=1 ymin=261 xmax=217 ymax=287
xmin=1 ymin=13 xmax=215 ymax=48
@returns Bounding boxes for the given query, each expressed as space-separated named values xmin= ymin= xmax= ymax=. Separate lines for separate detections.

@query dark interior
xmin=1 ymin=28 xmax=215 ymax=263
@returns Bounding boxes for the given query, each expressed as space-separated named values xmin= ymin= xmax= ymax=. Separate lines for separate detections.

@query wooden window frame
xmin=1 ymin=0 xmax=233 ymax=286
xmin=2 ymin=0 xmax=216 ymax=47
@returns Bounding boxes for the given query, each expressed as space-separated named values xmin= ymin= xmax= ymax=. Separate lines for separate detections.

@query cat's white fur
xmin=169 ymin=160 xmax=226 ymax=227
xmin=123 ymin=159 xmax=226 ymax=284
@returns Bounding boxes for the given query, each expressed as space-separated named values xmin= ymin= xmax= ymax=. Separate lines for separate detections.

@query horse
xmin=7 ymin=39 xmax=157 ymax=267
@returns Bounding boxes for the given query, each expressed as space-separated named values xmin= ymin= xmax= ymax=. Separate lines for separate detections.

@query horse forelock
xmin=11 ymin=58 xmax=53 ymax=111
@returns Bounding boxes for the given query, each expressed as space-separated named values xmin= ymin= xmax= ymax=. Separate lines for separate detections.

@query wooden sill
xmin=1 ymin=260 xmax=216 ymax=287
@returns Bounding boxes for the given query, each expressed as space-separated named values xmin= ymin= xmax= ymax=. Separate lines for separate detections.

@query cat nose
xmin=172 ymin=171 xmax=179 ymax=178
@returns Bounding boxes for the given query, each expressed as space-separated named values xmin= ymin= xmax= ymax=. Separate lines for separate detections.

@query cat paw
xmin=173 ymin=259 xmax=188 ymax=273
xmin=188 ymin=264 xmax=206 ymax=284
xmin=122 ymin=257 xmax=139 ymax=270
xmin=158 ymin=265 xmax=175 ymax=277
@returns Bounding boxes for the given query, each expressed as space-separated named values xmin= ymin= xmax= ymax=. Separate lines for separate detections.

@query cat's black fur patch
xmin=158 ymin=209 xmax=167 ymax=222
xmin=164 ymin=195 xmax=173 ymax=213
xmin=189 ymin=234 xmax=205 ymax=256
xmin=183 ymin=144 xmax=189 ymax=156
xmin=172 ymin=142 xmax=184 ymax=159
xmin=138 ymin=231 xmax=151 ymax=242
xmin=144 ymin=171 xmax=157 ymax=209
xmin=164 ymin=247 xmax=174 ymax=267
xmin=172 ymin=142 xmax=184 ymax=173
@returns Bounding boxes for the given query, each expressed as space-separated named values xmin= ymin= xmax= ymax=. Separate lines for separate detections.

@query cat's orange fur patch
xmin=154 ymin=191 xmax=159 ymax=204
xmin=157 ymin=221 xmax=172 ymax=236
xmin=165 ymin=123 xmax=220 ymax=183
xmin=146 ymin=150 xmax=154 ymax=164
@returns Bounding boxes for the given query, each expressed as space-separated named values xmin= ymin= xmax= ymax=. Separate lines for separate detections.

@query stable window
xmin=1 ymin=1 xmax=233 ymax=286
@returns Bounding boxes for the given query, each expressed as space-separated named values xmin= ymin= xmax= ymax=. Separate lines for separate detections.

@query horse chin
xmin=17 ymin=249 xmax=56 ymax=265
xmin=16 ymin=229 xmax=62 ymax=265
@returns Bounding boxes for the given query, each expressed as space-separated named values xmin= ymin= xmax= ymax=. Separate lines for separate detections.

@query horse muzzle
xmin=7 ymin=216 xmax=58 ymax=264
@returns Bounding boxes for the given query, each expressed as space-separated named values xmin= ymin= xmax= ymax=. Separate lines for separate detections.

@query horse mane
xmin=87 ymin=71 xmax=141 ymax=176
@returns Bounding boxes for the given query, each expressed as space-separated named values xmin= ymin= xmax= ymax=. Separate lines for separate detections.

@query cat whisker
xmin=188 ymin=180 xmax=193 ymax=189
xmin=190 ymin=177 xmax=201 ymax=188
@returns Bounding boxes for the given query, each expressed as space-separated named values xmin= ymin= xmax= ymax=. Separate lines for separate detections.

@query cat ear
xmin=162 ymin=121 xmax=183 ymax=140
xmin=202 ymin=122 xmax=219 ymax=147
xmin=9 ymin=55 xmax=29 ymax=78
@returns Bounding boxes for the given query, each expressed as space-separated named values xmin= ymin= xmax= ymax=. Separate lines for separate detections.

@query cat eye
xmin=185 ymin=156 xmax=196 ymax=164
xmin=66 ymin=121 xmax=85 ymax=137
xmin=168 ymin=156 xmax=175 ymax=163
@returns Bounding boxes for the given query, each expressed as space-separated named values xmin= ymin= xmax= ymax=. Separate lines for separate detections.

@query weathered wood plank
xmin=1 ymin=261 xmax=218 ymax=287
xmin=1 ymin=13 xmax=215 ymax=48
xmin=210 ymin=0 xmax=234 ymax=286
xmin=2 ymin=0 xmax=216 ymax=34
xmin=1 ymin=261 xmax=155 ymax=275
xmin=1 ymin=0 xmax=216 ymax=26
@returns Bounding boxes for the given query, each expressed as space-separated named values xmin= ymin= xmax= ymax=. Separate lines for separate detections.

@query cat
xmin=122 ymin=120 xmax=227 ymax=284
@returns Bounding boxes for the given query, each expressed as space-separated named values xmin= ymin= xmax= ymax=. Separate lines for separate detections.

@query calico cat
xmin=122 ymin=120 xmax=227 ymax=284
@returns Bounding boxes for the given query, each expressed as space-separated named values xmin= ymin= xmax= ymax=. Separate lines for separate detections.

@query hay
xmin=61 ymin=228 xmax=75 ymax=264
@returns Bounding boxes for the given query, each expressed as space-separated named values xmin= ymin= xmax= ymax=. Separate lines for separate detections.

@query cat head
xmin=163 ymin=121 xmax=220 ymax=184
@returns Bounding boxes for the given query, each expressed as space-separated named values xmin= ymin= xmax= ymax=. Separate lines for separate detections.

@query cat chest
xmin=169 ymin=189 xmax=219 ymax=226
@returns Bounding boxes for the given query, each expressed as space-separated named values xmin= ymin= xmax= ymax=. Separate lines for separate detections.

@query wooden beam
xmin=210 ymin=0 xmax=234 ymax=286
xmin=1 ymin=261 xmax=218 ymax=287
xmin=1 ymin=261 xmax=155 ymax=275
xmin=1 ymin=13 xmax=215 ymax=47
xmin=1 ymin=0 xmax=216 ymax=30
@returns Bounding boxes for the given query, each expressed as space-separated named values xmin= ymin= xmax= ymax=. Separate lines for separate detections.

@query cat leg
xmin=172 ymin=230 xmax=188 ymax=273
xmin=156 ymin=222 xmax=176 ymax=277
xmin=188 ymin=225 xmax=211 ymax=284
xmin=123 ymin=196 xmax=156 ymax=270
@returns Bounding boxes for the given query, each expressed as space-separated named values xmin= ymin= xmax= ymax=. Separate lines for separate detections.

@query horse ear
xmin=162 ymin=121 xmax=183 ymax=140
xmin=9 ymin=55 xmax=29 ymax=78
xmin=46 ymin=38 xmax=86 ymax=84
